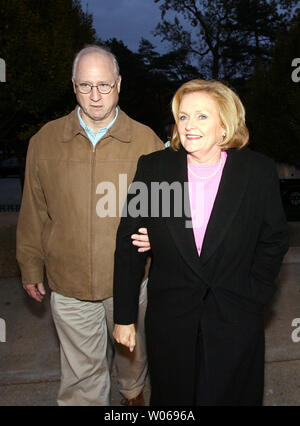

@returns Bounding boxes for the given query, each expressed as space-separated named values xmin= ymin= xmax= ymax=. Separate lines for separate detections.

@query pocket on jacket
xmin=248 ymin=275 xmax=276 ymax=306
xmin=215 ymin=286 xmax=265 ymax=322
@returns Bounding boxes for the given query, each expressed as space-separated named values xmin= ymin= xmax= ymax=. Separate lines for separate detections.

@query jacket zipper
xmin=90 ymin=144 xmax=97 ymax=299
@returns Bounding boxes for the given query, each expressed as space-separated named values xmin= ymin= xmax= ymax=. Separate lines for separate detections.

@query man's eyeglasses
xmin=75 ymin=82 xmax=116 ymax=95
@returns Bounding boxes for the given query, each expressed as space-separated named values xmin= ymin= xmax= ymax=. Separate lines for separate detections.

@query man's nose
xmin=90 ymin=86 xmax=102 ymax=101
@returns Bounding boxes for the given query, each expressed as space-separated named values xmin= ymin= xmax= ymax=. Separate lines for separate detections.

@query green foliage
xmin=246 ymin=11 xmax=300 ymax=165
xmin=139 ymin=40 xmax=200 ymax=82
xmin=1 ymin=0 xmax=297 ymax=166
xmin=0 ymin=0 xmax=96 ymax=157
xmin=153 ymin=0 xmax=299 ymax=161
xmin=136 ymin=39 xmax=200 ymax=135
xmin=154 ymin=0 xmax=298 ymax=80
xmin=106 ymin=38 xmax=174 ymax=138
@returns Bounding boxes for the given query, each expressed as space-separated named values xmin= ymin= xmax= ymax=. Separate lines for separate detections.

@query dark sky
xmin=81 ymin=0 xmax=171 ymax=53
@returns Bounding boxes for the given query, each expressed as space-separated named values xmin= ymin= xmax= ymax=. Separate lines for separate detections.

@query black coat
xmin=114 ymin=147 xmax=289 ymax=406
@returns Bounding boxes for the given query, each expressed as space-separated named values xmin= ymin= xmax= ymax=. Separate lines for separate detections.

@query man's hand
xmin=23 ymin=283 xmax=46 ymax=303
xmin=113 ymin=324 xmax=136 ymax=352
xmin=131 ymin=228 xmax=151 ymax=253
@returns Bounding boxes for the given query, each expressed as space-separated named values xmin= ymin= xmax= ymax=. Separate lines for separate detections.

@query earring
xmin=223 ymin=131 xmax=226 ymax=137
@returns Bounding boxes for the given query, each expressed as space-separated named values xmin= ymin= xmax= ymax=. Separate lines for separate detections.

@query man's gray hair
xmin=72 ymin=45 xmax=120 ymax=80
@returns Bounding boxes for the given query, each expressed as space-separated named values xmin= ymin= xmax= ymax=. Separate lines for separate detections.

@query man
xmin=16 ymin=45 xmax=163 ymax=406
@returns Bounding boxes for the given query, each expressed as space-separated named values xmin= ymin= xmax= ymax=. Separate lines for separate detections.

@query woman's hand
xmin=113 ymin=324 xmax=136 ymax=352
xmin=131 ymin=228 xmax=151 ymax=252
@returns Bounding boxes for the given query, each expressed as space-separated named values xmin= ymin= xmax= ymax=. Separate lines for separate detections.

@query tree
xmin=0 ymin=0 xmax=96 ymax=172
xmin=136 ymin=39 xmax=201 ymax=137
xmin=138 ymin=38 xmax=200 ymax=82
xmin=153 ymin=0 xmax=298 ymax=80
xmin=246 ymin=10 xmax=300 ymax=165
xmin=107 ymin=38 xmax=175 ymax=139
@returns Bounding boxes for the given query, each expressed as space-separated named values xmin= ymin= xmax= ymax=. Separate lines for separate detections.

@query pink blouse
xmin=188 ymin=151 xmax=227 ymax=255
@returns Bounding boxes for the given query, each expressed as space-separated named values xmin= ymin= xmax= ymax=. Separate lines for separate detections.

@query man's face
xmin=73 ymin=53 xmax=121 ymax=129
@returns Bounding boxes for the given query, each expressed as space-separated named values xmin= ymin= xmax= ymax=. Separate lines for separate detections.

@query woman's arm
xmin=113 ymin=156 xmax=150 ymax=346
xmin=249 ymin=161 xmax=289 ymax=304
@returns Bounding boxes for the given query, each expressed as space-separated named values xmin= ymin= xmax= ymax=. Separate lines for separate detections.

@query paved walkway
xmin=0 ymin=211 xmax=299 ymax=406
xmin=0 ymin=261 xmax=299 ymax=406
xmin=0 ymin=275 xmax=151 ymax=406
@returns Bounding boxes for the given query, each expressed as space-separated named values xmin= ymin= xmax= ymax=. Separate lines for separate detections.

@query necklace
xmin=188 ymin=156 xmax=223 ymax=180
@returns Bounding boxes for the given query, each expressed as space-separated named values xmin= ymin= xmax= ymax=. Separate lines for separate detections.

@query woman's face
xmin=177 ymin=91 xmax=224 ymax=163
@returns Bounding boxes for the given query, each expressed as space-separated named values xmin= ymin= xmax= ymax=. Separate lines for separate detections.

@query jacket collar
xmin=199 ymin=147 xmax=250 ymax=264
xmin=104 ymin=107 xmax=131 ymax=143
xmin=162 ymin=147 xmax=250 ymax=280
xmin=61 ymin=106 xmax=131 ymax=143
xmin=162 ymin=147 xmax=201 ymax=280
xmin=61 ymin=106 xmax=84 ymax=142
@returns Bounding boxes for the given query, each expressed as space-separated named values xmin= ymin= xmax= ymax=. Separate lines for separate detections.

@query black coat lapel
xmin=161 ymin=148 xmax=204 ymax=281
xmin=199 ymin=148 xmax=250 ymax=264
xmin=160 ymin=147 xmax=250 ymax=281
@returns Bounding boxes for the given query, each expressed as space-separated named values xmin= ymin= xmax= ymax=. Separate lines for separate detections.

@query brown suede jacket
xmin=16 ymin=107 xmax=163 ymax=300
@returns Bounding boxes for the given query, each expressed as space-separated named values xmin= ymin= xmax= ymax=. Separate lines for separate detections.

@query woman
xmin=113 ymin=79 xmax=289 ymax=406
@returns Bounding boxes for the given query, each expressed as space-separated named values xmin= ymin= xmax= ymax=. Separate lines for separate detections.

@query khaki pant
xmin=50 ymin=280 xmax=148 ymax=406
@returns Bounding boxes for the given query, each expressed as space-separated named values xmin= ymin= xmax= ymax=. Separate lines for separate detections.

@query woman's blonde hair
xmin=170 ymin=79 xmax=249 ymax=151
